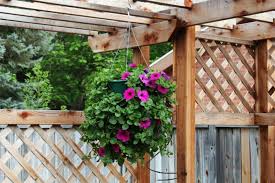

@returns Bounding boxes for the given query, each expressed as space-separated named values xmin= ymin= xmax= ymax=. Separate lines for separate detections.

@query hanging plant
xmin=81 ymin=63 xmax=176 ymax=165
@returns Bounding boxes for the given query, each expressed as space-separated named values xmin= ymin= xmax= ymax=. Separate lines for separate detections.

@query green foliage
xmin=23 ymin=64 xmax=53 ymax=109
xmin=0 ymin=27 xmax=54 ymax=108
xmin=81 ymin=64 xmax=175 ymax=165
xmin=40 ymin=34 xmax=111 ymax=110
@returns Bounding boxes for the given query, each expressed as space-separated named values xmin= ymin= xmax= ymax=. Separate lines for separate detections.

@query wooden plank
xmin=250 ymin=128 xmax=260 ymax=183
xmin=0 ymin=13 xmax=118 ymax=33
xmin=0 ymin=19 xmax=94 ymax=35
xmin=0 ymin=0 xmax=153 ymax=24
xmin=196 ymin=112 xmax=254 ymax=126
xmin=0 ymin=109 xmax=84 ymax=125
xmin=202 ymin=128 xmax=209 ymax=183
xmin=0 ymin=6 xmax=132 ymax=28
xmin=208 ymin=126 xmax=217 ymax=183
xmin=217 ymin=129 xmax=225 ymax=183
xmin=33 ymin=0 xmax=175 ymax=20
xmin=255 ymin=40 xmax=269 ymax=183
xmin=135 ymin=0 xmax=191 ymax=8
xmin=177 ymin=0 xmax=275 ymax=26
xmin=232 ymin=129 xmax=241 ymax=183
xmin=195 ymin=129 xmax=203 ymax=183
xmin=241 ymin=129 xmax=251 ymax=183
xmin=202 ymin=22 xmax=275 ymax=41
xmin=224 ymin=129 xmax=233 ymax=182
xmin=173 ymin=27 xmax=195 ymax=183
xmin=88 ymin=20 xmax=177 ymax=53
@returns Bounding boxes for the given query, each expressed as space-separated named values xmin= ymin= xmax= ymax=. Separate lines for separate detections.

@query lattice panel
xmin=195 ymin=39 xmax=255 ymax=113
xmin=0 ymin=126 xmax=136 ymax=183
xmin=267 ymin=39 xmax=275 ymax=112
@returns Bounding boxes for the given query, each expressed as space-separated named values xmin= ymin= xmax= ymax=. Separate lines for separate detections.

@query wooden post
xmin=173 ymin=27 xmax=196 ymax=183
xmin=133 ymin=46 xmax=150 ymax=183
xmin=255 ymin=40 xmax=269 ymax=183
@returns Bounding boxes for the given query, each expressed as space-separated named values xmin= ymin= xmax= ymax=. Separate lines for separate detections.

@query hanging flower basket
xmin=108 ymin=80 xmax=127 ymax=94
xmin=81 ymin=63 xmax=176 ymax=166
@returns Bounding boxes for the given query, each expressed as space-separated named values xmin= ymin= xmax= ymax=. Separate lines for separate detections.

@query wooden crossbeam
xmin=0 ymin=19 xmax=96 ymax=35
xmin=0 ymin=0 xmax=153 ymax=24
xmin=134 ymin=0 xmax=192 ymax=8
xmin=33 ymin=0 xmax=175 ymax=20
xmin=1 ymin=109 xmax=270 ymax=126
xmin=204 ymin=21 xmax=275 ymax=41
xmin=88 ymin=19 xmax=177 ymax=53
xmin=0 ymin=13 xmax=119 ymax=33
xmin=0 ymin=6 xmax=132 ymax=28
xmin=177 ymin=0 xmax=275 ymax=26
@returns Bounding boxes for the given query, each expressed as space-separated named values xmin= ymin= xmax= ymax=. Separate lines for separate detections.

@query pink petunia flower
xmin=123 ymin=88 xmax=135 ymax=101
xmin=139 ymin=74 xmax=149 ymax=84
xmin=139 ymin=119 xmax=151 ymax=129
xmin=150 ymin=72 xmax=161 ymax=81
xmin=116 ymin=129 xmax=130 ymax=142
xmin=112 ymin=144 xmax=120 ymax=153
xmin=157 ymin=85 xmax=169 ymax=94
xmin=137 ymin=90 xmax=149 ymax=102
xmin=129 ymin=63 xmax=137 ymax=68
xmin=161 ymin=71 xmax=171 ymax=80
xmin=146 ymin=79 xmax=157 ymax=89
xmin=98 ymin=147 xmax=105 ymax=157
xmin=121 ymin=72 xmax=131 ymax=80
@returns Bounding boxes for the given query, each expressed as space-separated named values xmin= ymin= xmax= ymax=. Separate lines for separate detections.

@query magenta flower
xmin=129 ymin=63 xmax=137 ymax=68
xmin=121 ymin=71 xmax=131 ymax=80
xmin=157 ymin=85 xmax=169 ymax=94
xmin=161 ymin=71 xmax=171 ymax=80
xmin=116 ymin=129 xmax=130 ymax=142
xmin=112 ymin=144 xmax=120 ymax=153
xmin=139 ymin=74 xmax=149 ymax=84
xmin=137 ymin=90 xmax=149 ymax=102
xmin=123 ymin=88 xmax=135 ymax=101
xmin=139 ymin=119 xmax=151 ymax=129
xmin=150 ymin=72 xmax=161 ymax=81
xmin=98 ymin=147 xmax=105 ymax=157
xmin=146 ymin=79 xmax=157 ymax=89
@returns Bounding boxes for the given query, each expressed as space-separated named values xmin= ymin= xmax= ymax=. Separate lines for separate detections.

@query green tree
xmin=0 ymin=27 xmax=54 ymax=108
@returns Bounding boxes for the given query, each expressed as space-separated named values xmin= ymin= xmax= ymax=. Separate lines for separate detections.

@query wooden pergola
xmin=1 ymin=0 xmax=275 ymax=182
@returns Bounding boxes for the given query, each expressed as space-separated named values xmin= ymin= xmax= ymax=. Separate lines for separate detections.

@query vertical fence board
xmin=232 ymin=129 xmax=241 ymax=183
xmin=208 ymin=126 xmax=217 ymax=183
xmin=250 ymin=129 xmax=260 ymax=183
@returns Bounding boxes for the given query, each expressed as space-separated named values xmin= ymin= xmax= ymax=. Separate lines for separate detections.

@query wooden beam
xmin=0 ymin=19 xmax=95 ymax=35
xmin=134 ymin=0 xmax=192 ymax=8
xmin=173 ymin=27 xmax=196 ymax=183
xmin=3 ymin=109 xmax=275 ymax=126
xmin=255 ymin=40 xmax=269 ymax=183
xmin=0 ymin=13 xmax=118 ymax=33
xmin=0 ymin=6 xmax=132 ymax=28
xmin=33 ymin=0 xmax=175 ymax=20
xmin=197 ymin=112 xmax=254 ymax=126
xmin=88 ymin=20 xmax=177 ymax=53
xmin=0 ymin=109 xmax=84 ymax=125
xmin=133 ymin=46 xmax=150 ymax=183
xmin=207 ymin=21 xmax=275 ymax=41
xmin=0 ymin=0 xmax=153 ymax=24
xmin=177 ymin=0 xmax=275 ymax=26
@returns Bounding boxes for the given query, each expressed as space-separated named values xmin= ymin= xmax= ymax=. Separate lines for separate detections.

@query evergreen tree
xmin=0 ymin=27 xmax=54 ymax=108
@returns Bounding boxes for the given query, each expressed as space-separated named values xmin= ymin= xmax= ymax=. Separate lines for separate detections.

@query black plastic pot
xmin=108 ymin=80 xmax=127 ymax=94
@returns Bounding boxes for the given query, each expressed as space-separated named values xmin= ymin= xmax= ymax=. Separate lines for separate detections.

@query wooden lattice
xmin=0 ymin=126 xmax=136 ymax=183
xmin=195 ymin=39 xmax=255 ymax=113
xmin=267 ymin=39 xmax=275 ymax=112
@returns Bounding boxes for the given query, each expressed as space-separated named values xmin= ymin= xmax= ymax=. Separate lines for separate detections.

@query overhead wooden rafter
xmin=134 ymin=0 xmax=192 ymax=8
xmin=0 ymin=0 xmax=173 ymax=24
xmin=88 ymin=19 xmax=177 ymax=53
xmin=177 ymin=0 xmax=275 ymax=26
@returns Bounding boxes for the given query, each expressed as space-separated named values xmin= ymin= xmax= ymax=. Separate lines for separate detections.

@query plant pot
xmin=108 ymin=80 xmax=127 ymax=94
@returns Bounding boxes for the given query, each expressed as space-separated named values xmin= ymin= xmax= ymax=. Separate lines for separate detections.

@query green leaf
xmin=109 ymin=117 xmax=117 ymax=125
xmin=122 ymin=124 xmax=129 ymax=130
